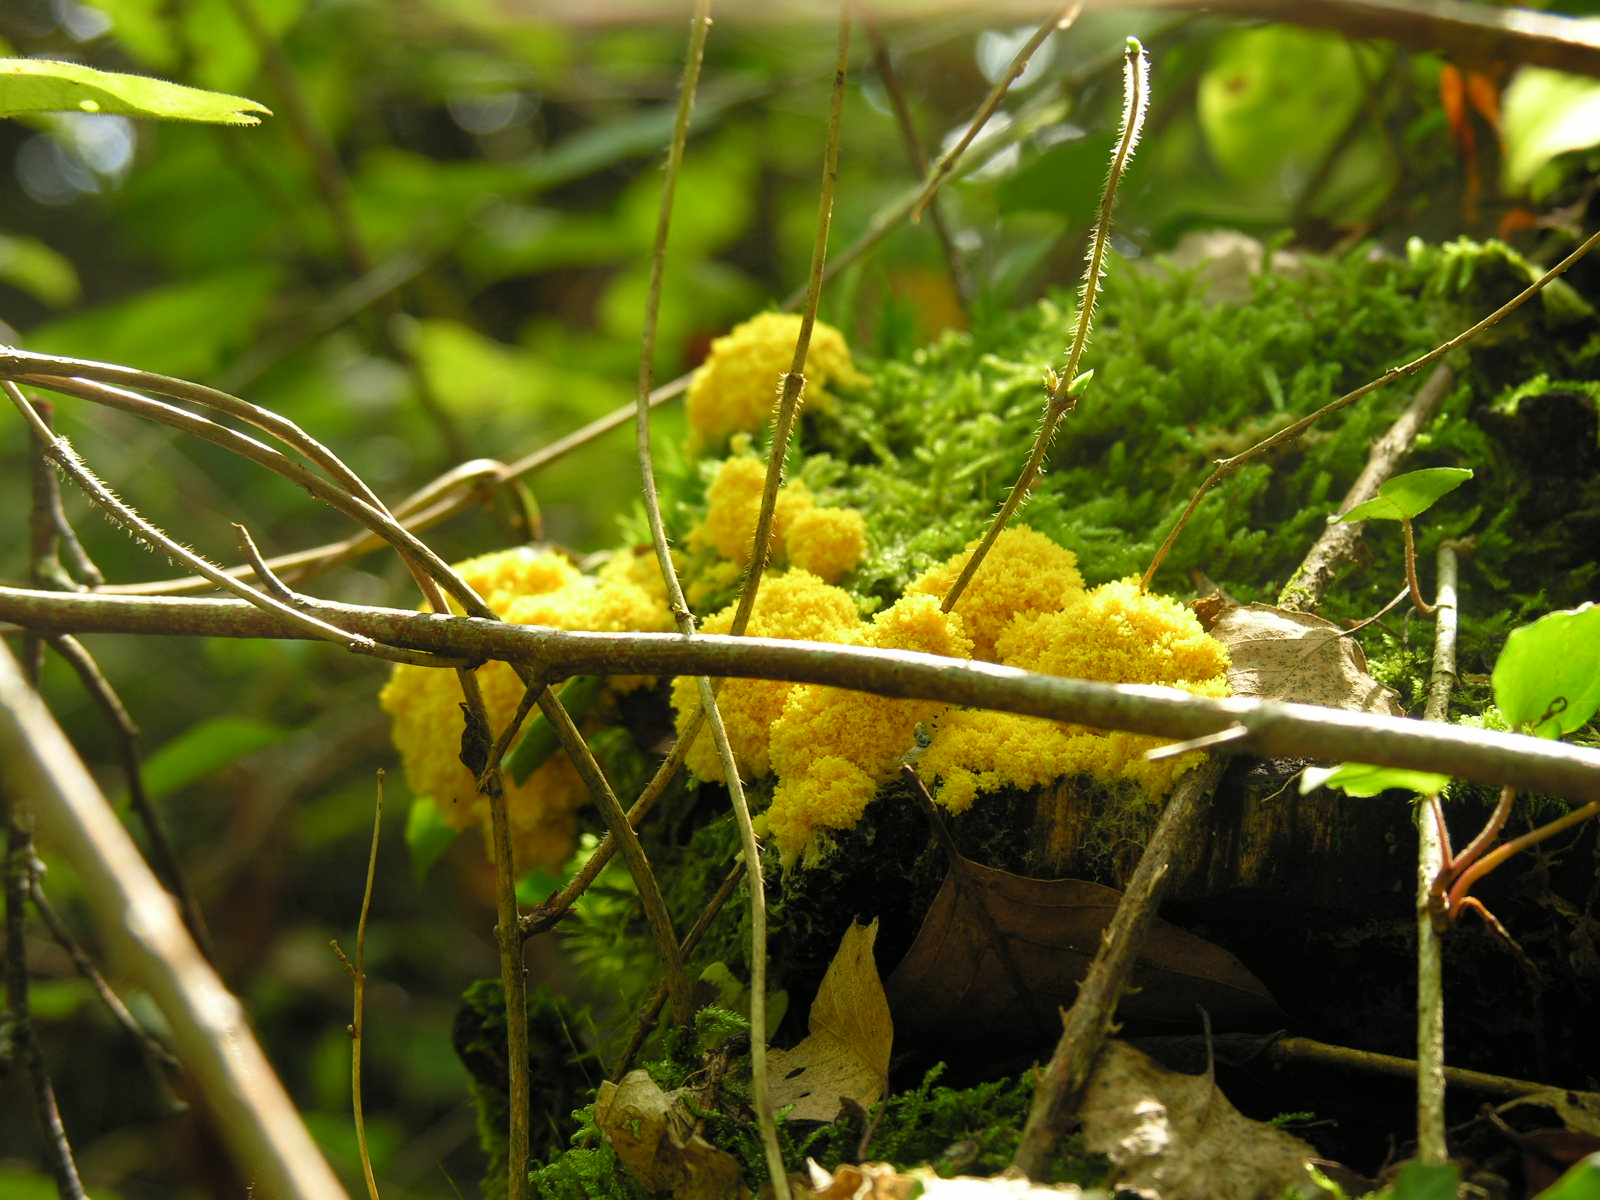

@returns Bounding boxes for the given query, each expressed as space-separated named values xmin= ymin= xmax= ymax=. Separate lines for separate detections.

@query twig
xmin=1012 ymin=755 xmax=1228 ymax=1177
xmin=727 ymin=1 xmax=852 ymax=651
xmin=520 ymin=717 xmax=702 ymax=939
xmin=26 ymin=398 xmax=92 ymax=593
xmin=332 ymin=770 xmax=385 ymax=1200
xmin=10 ymin=586 xmax=1600 ymax=805
xmin=1278 ymin=363 xmax=1456 ymax=611
xmin=1144 ymin=223 xmax=1600 ymax=591
xmin=1415 ymin=543 xmax=1459 ymax=1166
xmin=44 ymin=633 xmax=215 ymax=962
xmin=4 ymin=380 xmax=386 ymax=658
xmin=1267 ymin=1035 xmax=1596 ymax=1100
xmin=865 ymin=19 xmax=972 ymax=313
xmin=4 ymin=807 xmax=87 ymax=1199
xmin=29 ymin=877 xmax=183 ymax=1089
xmin=907 ymin=5 xmax=1082 ymax=225
xmin=0 ymin=639 xmax=349 ymax=1197
xmin=942 ymin=37 xmax=1148 ymax=612
xmin=452 ymin=663 xmax=532 ymax=1200
xmin=625 ymin=6 xmax=787 ymax=1193
xmin=611 ymin=860 xmax=746 ymax=1077
xmin=533 ymin=689 xmax=691 ymax=1029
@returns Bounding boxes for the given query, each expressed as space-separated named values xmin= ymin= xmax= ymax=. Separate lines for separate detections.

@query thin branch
xmin=1269 ymin=1035 xmax=1599 ymax=1100
xmin=611 ymin=860 xmax=746 ymax=1078
xmin=908 ymin=5 xmax=1081 ymax=225
xmin=942 ymin=38 xmax=1148 ymax=612
xmin=0 ymin=640 xmax=349 ymax=1198
xmin=533 ymin=688 xmax=691 ymax=1029
xmin=9 ymin=586 xmax=1600 ymax=805
xmin=30 ymin=877 xmax=182 ymax=1087
xmin=865 ymin=19 xmax=972 ymax=313
xmin=728 ymin=3 xmax=852 ymax=650
xmin=4 ymin=809 xmax=87 ymax=1199
xmin=332 ymin=770 xmax=385 ymax=1200
xmin=1012 ymin=755 xmax=1230 ymax=1177
xmin=1143 ymin=223 xmax=1600 ymax=590
xmin=44 ymin=634 xmax=215 ymax=961
xmin=1414 ymin=542 xmax=1459 ymax=1167
xmin=520 ymin=713 xmax=703 ymax=939
xmin=4 ymin=381 xmax=384 ymax=657
xmin=1278 ymin=363 xmax=1456 ymax=612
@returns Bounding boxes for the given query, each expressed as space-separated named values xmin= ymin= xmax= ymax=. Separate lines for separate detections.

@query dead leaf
xmin=884 ymin=858 xmax=1280 ymax=1054
xmin=1079 ymin=1040 xmax=1322 ymax=1200
xmin=801 ymin=1160 xmax=1110 ymax=1200
xmin=1209 ymin=603 xmax=1402 ymax=715
xmin=770 ymin=920 xmax=893 ymax=1123
xmin=595 ymin=1069 xmax=747 ymax=1200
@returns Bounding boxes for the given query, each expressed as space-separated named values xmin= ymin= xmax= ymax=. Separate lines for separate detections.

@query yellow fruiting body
xmin=669 ymin=569 xmax=863 ymax=783
xmin=916 ymin=575 xmax=1232 ymax=815
xmin=907 ymin=525 xmax=1085 ymax=661
xmin=379 ymin=547 xmax=672 ymax=872
xmin=685 ymin=312 xmax=865 ymax=453
xmin=765 ymin=594 xmax=972 ymax=863
xmin=689 ymin=453 xmax=867 ymax=585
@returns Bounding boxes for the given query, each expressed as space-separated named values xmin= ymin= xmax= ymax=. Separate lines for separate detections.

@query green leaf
xmin=141 ymin=716 xmax=288 ymax=802
xmin=1502 ymin=66 xmax=1600 ymax=195
xmin=405 ymin=795 xmax=459 ymax=883
xmin=1389 ymin=1161 xmax=1460 ymax=1200
xmin=1338 ymin=467 xmax=1474 ymax=523
xmin=1493 ymin=603 xmax=1600 ymax=738
xmin=506 ymin=675 xmax=605 ymax=784
xmin=0 ymin=58 xmax=269 ymax=124
xmin=1532 ymin=1153 xmax=1600 ymax=1200
xmin=1301 ymin=763 xmax=1451 ymax=797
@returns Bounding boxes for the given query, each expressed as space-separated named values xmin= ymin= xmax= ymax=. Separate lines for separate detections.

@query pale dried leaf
xmin=1079 ymin=1041 xmax=1323 ymax=1200
xmin=801 ymin=1161 xmax=1111 ymax=1200
xmin=595 ymin=1069 xmax=747 ymax=1200
xmin=1210 ymin=603 xmax=1402 ymax=715
xmin=770 ymin=919 xmax=892 ymax=1122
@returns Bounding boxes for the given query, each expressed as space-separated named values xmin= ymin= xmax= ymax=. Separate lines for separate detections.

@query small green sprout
xmin=1338 ymin=467 xmax=1473 ymax=615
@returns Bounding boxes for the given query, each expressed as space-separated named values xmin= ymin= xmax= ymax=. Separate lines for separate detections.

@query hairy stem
xmin=942 ymin=38 xmax=1148 ymax=612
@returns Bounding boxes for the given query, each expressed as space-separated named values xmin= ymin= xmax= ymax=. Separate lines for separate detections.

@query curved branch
xmin=5 ymin=586 xmax=1599 ymax=805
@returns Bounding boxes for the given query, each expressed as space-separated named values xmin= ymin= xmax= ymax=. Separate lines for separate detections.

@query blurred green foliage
xmin=2 ymin=1 xmax=1598 ymax=1196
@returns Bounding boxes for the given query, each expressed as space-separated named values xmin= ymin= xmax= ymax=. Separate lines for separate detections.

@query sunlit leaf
xmin=141 ymin=716 xmax=288 ymax=802
xmin=1300 ymin=763 xmax=1451 ymax=797
xmin=506 ymin=675 xmax=604 ymax=784
xmin=0 ymin=58 xmax=270 ymax=124
xmin=1503 ymin=67 xmax=1600 ymax=196
xmin=1493 ymin=603 xmax=1600 ymax=738
xmin=1339 ymin=467 xmax=1473 ymax=523
xmin=1531 ymin=1152 xmax=1600 ymax=1200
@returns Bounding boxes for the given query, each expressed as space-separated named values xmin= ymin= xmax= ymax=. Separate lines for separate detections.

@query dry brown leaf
xmin=769 ymin=919 xmax=893 ymax=1123
xmin=595 ymin=1069 xmax=747 ymax=1200
xmin=1079 ymin=1040 xmax=1322 ymax=1200
xmin=801 ymin=1160 xmax=1111 ymax=1200
xmin=884 ymin=858 xmax=1281 ymax=1054
xmin=1209 ymin=603 xmax=1402 ymax=715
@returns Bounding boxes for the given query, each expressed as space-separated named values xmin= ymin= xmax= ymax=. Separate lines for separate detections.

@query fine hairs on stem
xmin=941 ymin=37 xmax=1149 ymax=614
